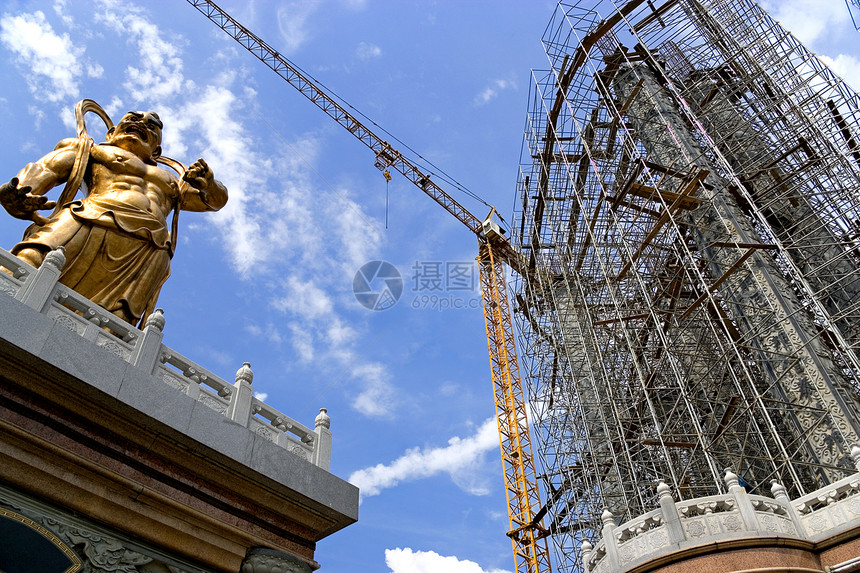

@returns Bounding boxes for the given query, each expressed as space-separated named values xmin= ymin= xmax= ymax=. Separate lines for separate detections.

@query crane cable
xmin=384 ymin=169 xmax=392 ymax=229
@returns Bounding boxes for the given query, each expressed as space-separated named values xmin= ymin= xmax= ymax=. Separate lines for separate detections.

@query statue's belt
xmin=67 ymin=197 xmax=172 ymax=250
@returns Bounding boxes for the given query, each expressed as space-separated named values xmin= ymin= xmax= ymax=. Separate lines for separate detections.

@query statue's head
xmin=106 ymin=111 xmax=163 ymax=164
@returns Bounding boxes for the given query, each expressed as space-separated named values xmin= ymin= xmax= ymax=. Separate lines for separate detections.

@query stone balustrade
xmin=0 ymin=246 xmax=332 ymax=470
xmin=584 ymin=448 xmax=860 ymax=572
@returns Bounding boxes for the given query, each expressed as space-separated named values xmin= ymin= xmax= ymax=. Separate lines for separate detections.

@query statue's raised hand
xmin=0 ymin=177 xmax=56 ymax=225
xmin=181 ymin=158 xmax=227 ymax=209
xmin=182 ymin=159 xmax=215 ymax=191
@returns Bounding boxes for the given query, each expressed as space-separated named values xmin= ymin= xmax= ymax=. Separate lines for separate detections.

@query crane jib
xmin=186 ymin=0 xmax=488 ymax=242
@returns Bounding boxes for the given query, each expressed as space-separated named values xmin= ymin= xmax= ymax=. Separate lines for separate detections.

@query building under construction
xmin=514 ymin=1 xmax=860 ymax=570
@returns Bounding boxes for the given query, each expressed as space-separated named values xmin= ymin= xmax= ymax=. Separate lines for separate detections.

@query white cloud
xmin=171 ymin=84 xmax=268 ymax=274
xmin=59 ymin=100 xmax=76 ymax=131
xmin=86 ymin=62 xmax=104 ymax=78
xmin=357 ymin=41 xmax=382 ymax=60
xmin=350 ymin=363 xmax=396 ymax=417
xmin=274 ymin=277 xmax=334 ymax=319
xmin=276 ymin=0 xmax=321 ymax=54
xmin=327 ymin=318 xmax=356 ymax=345
xmin=333 ymin=193 xmax=384 ymax=273
xmin=759 ymin=0 xmax=848 ymax=47
xmin=440 ymin=383 xmax=458 ymax=396
xmin=103 ymin=96 xmax=125 ymax=119
xmin=27 ymin=105 xmax=46 ymax=130
xmin=223 ymin=130 xmax=391 ymax=416
xmin=289 ymin=324 xmax=316 ymax=362
xmin=218 ymin=129 xmax=391 ymax=417
xmin=94 ymin=2 xmax=187 ymax=105
xmin=52 ymin=0 xmax=73 ymax=27
xmin=0 ymin=11 xmax=83 ymax=102
xmin=348 ymin=417 xmax=498 ymax=498
xmin=474 ymin=78 xmax=516 ymax=106
xmin=244 ymin=323 xmax=283 ymax=346
xmin=385 ymin=548 xmax=513 ymax=573
xmin=756 ymin=1 xmax=860 ymax=95
xmin=820 ymin=53 xmax=860 ymax=93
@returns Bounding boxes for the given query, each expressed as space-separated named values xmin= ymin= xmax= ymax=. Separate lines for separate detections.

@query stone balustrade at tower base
xmin=583 ymin=466 xmax=860 ymax=573
xmin=0 ymin=247 xmax=358 ymax=572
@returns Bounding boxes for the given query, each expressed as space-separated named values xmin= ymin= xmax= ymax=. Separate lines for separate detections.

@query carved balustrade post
xmin=601 ymin=508 xmax=621 ymax=570
xmin=580 ymin=540 xmax=594 ymax=572
xmin=770 ymin=480 xmax=804 ymax=535
xmin=725 ymin=468 xmax=759 ymax=532
xmin=131 ymin=309 xmax=165 ymax=374
xmin=657 ymin=481 xmax=685 ymax=544
xmin=313 ymin=408 xmax=332 ymax=471
xmin=16 ymin=247 xmax=64 ymax=312
xmin=229 ymin=362 xmax=255 ymax=427
xmin=851 ymin=445 xmax=860 ymax=473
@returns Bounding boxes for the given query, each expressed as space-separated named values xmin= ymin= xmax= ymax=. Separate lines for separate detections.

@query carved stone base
xmin=240 ymin=547 xmax=318 ymax=573
xmin=0 ymin=484 xmax=204 ymax=573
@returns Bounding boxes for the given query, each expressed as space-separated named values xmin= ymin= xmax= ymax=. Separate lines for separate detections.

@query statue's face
xmin=107 ymin=111 xmax=163 ymax=161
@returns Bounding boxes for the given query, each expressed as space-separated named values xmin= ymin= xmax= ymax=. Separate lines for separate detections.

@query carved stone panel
xmin=240 ymin=548 xmax=314 ymax=573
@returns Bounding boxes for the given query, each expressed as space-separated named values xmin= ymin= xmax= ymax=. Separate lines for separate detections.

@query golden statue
xmin=0 ymin=100 xmax=228 ymax=327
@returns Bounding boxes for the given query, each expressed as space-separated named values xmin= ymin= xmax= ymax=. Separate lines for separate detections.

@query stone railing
xmin=583 ymin=448 xmax=860 ymax=573
xmin=0 ymin=246 xmax=332 ymax=470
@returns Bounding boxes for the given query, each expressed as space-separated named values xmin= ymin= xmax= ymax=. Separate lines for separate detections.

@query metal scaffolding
xmin=513 ymin=1 xmax=860 ymax=571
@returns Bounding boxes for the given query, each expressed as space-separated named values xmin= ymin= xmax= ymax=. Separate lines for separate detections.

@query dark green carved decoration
xmin=0 ymin=508 xmax=81 ymax=573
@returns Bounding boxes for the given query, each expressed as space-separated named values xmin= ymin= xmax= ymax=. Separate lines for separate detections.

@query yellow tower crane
xmin=186 ymin=3 xmax=552 ymax=572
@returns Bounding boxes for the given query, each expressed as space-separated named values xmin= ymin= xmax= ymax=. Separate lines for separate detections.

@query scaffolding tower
xmin=514 ymin=1 xmax=860 ymax=571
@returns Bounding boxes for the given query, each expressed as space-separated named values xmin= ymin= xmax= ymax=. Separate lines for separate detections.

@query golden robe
xmin=13 ymin=194 xmax=174 ymax=326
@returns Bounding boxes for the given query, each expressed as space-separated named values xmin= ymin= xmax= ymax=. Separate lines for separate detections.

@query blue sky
xmin=0 ymin=1 xmax=859 ymax=572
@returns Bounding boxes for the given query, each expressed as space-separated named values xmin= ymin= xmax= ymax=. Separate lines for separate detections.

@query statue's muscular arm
xmin=0 ymin=145 xmax=76 ymax=225
xmin=179 ymin=158 xmax=228 ymax=212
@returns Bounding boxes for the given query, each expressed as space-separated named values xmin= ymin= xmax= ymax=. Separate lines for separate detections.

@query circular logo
xmin=353 ymin=260 xmax=403 ymax=311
